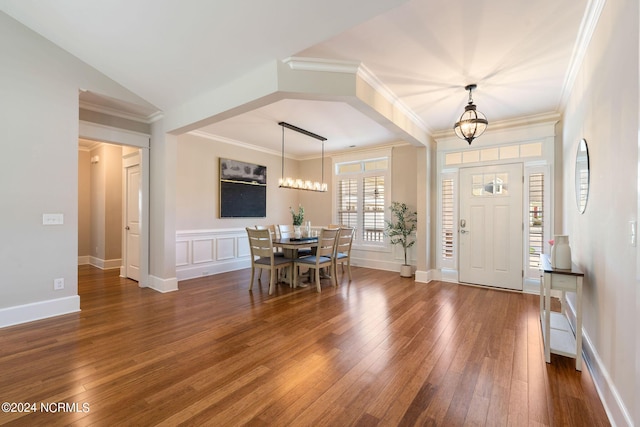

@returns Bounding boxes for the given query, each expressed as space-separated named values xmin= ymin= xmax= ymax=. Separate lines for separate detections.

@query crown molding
xmin=355 ymin=63 xmax=432 ymax=135
xmin=79 ymin=100 xmax=163 ymax=124
xmin=187 ymin=130 xmax=295 ymax=159
xmin=558 ymin=0 xmax=606 ymax=110
xmin=283 ymin=57 xmax=361 ymax=74
xmin=187 ymin=130 xmax=410 ymax=162
xmin=432 ymin=111 xmax=561 ymax=141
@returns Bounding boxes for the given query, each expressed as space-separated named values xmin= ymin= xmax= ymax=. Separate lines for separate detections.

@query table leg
xmin=544 ymin=272 xmax=551 ymax=364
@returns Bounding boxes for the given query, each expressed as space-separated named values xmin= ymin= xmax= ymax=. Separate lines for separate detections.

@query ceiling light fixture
xmin=278 ymin=121 xmax=328 ymax=192
xmin=454 ymin=84 xmax=488 ymax=145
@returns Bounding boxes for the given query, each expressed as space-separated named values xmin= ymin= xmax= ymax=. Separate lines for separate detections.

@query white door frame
xmin=79 ymin=121 xmax=150 ymax=288
xmin=458 ymin=163 xmax=524 ymax=290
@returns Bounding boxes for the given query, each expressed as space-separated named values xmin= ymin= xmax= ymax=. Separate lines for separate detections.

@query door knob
xmin=125 ymin=226 xmax=130 ymax=230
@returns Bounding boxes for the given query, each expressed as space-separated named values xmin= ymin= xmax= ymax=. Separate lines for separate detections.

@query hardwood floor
xmin=0 ymin=265 xmax=609 ymax=426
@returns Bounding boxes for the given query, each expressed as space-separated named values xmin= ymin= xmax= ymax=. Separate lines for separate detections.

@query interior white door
xmin=459 ymin=164 xmax=523 ymax=290
xmin=125 ymin=164 xmax=141 ymax=281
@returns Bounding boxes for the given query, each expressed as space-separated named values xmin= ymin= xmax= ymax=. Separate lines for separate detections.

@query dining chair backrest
xmin=335 ymin=227 xmax=355 ymax=256
xmin=316 ymin=228 xmax=340 ymax=258
xmin=246 ymin=227 xmax=274 ymax=259
xmin=278 ymin=224 xmax=294 ymax=239
xmin=256 ymin=224 xmax=278 ymax=239
xmin=331 ymin=226 xmax=355 ymax=281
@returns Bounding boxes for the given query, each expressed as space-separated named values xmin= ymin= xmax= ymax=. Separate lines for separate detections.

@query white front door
xmin=459 ymin=164 xmax=523 ymax=290
xmin=125 ymin=164 xmax=141 ymax=281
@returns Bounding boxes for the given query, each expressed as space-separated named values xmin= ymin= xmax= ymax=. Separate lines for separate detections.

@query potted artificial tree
xmin=385 ymin=201 xmax=417 ymax=277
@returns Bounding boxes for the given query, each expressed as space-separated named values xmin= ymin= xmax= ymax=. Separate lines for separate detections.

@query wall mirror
xmin=575 ymin=138 xmax=590 ymax=213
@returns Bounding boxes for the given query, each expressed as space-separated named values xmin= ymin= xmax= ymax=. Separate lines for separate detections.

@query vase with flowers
xmin=290 ymin=205 xmax=304 ymax=238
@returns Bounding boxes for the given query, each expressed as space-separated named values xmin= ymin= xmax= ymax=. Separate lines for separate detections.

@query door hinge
xmin=522 ymin=270 xmax=524 ymax=278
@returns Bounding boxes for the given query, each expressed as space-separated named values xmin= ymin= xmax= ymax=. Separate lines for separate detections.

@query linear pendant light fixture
xmin=278 ymin=121 xmax=328 ymax=192
xmin=453 ymin=84 xmax=488 ymax=145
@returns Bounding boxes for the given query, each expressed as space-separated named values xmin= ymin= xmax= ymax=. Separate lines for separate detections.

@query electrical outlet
xmin=42 ymin=213 xmax=64 ymax=225
xmin=54 ymin=278 xmax=64 ymax=290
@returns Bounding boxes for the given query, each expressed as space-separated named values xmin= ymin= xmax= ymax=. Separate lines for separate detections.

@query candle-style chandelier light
xmin=278 ymin=121 xmax=328 ymax=192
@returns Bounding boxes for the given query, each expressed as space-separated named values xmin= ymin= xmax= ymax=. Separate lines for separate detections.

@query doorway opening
xmin=78 ymin=140 xmax=142 ymax=282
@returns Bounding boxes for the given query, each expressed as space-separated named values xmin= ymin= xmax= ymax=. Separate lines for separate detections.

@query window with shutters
xmin=441 ymin=177 xmax=455 ymax=260
xmin=335 ymin=155 xmax=390 ymax=247
xmin=524 ymin=166 xmax=550 ymax=279
xmin=528 ymin=172 xmax=545 ymax=271
xmin=438 ymin=172 xmax=457 ymax=269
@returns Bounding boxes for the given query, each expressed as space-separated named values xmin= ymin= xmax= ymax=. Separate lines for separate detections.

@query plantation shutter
xmin=337 ymin=178 xmax=358 ymax=229
xmin=362 ymin=175 xmax=385 ymax=242
xmin=442 ymin=178 xmax=454 ymax=260
xmin=528 ymin=173 xmax=544 ymax=269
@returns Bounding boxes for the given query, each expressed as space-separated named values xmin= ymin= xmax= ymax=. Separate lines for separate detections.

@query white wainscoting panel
xmin=216 ymin=237 xmax=236 ymax=261
xmin=237 ymin=237 xmax=250 ymax=258
xmin=176 ymin=228 xmax=251 ymax=281
xmin=193 ymin=239 xmax=215 ymax=264
xmin=176 ymin=241 xmax=189 ymax=267
xmin=176 ymin=228 xmax=417 ymax=282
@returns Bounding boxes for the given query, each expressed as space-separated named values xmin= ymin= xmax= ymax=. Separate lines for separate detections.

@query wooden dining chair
xmin=255 ymin=225 xmax=284 ymax=280
xmin=332 ymin=227 xmax=355 ymax=281
xmin=277 ymin=224 xmax=293 ymax=238
xmin=292 ymin=228 xmax=339 ymax=292
xmin=256 ymin=225 xmax=282 ymax=254
xmin=246 ymin=227 xmax=292 ymax=295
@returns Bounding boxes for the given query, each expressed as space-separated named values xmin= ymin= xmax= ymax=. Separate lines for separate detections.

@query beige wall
xmin=390 ymin=145 xmax=418 ymax=208
xmin=0 ymin=11 xmax=151 ymax=313
xmin=176 ymin=133 xmax=303 ymax=230
xmin=561 ymin=0 xmax=638 ymax=423
xmin=89 ymin=144 xmax=122 ymax=261
xmin=176 ymin=134 xmax=420 ymax=237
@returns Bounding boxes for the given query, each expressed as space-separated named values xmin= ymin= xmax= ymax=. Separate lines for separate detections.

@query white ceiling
xmin=1 ymin=0 xmax=591 ymax=156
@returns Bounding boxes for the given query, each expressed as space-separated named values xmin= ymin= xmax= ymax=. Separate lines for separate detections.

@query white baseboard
xmin=78 ymin=255 xmax=91 ymax=265
xmin=414 ymin=269 xmax=434 ymax=283
xmin=88 ymin=256 xmax=122 ymax=270
xmin=148 ymin=275 xmax=178 ymax=293
xmin=177 ymin=259 xmax=251 ymax=281
xmin=349 ymin=256 xmax=404 ymax=273
xmin=565 ymin=299 xmax=631 ymax=427
xmin=0 ymin=296 xmax=80 ymax=328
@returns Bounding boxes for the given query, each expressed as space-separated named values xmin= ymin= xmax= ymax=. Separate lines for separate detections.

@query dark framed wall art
xmin=219 ymin=158 xmax=267 ymax=218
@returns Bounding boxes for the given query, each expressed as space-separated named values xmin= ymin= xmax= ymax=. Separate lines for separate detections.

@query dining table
xmin=272 ymin=236 xmax=319 ymax=287
xmin=272 ymin=236 xmax=318 ymax=259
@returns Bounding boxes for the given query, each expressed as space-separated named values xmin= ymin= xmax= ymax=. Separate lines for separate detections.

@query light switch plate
xmin=43 ymin=213 xmax=64 ymax=225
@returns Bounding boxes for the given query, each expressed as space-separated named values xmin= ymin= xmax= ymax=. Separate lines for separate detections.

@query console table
xmin=539 ymin=254 xmax=584 ymax=371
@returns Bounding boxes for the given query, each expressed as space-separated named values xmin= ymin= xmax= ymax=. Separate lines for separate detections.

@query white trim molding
xmin=176 ymin=228 xmax=252 ymax=281
xmin=564 ymin=299 xmax=631 ymax=427
xmin=0 ymin=296 xmax=80 ymax=328
xmin=148 ymin=276 xmax=178 ymax=293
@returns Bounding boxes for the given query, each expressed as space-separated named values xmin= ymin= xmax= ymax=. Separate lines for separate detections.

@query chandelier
xmin=453 ymin=84 xmax=488 ymax=144
xmin=278 ymin=121 xmax=328 ymax=192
